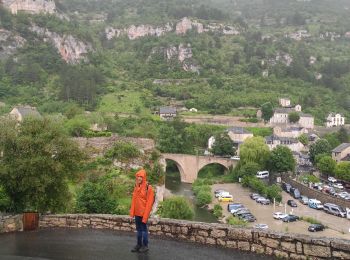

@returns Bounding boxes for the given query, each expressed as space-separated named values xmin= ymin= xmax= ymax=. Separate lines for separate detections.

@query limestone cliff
xmin=0 ymin=29 xmax=26 ymax=59
xmin=105 ymin=17 xmax=240 ymax=40
xmin=150 ymin=43 xmax=200 ymax=73
xmin=1 ymin=0 xmax=56 ymax=15
xmin=30 ymin=25 xmax=93 ymax=64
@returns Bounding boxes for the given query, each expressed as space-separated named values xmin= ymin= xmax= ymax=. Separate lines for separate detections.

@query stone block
xmin=217 ymin=239 xmax=226 ymax=247
xmin=303 ymin=244 xmax=331 ymax=258
xmin=265 ymin=247 xmax=274 ymax=255
xmin=289 ymin=254 xmax=307 ymax=260
xmin=206 ymin=237 xmax=216 ymax=245
xmin=237 ymin=241 xmax=250 ymax=251
xmin=227 ymin=228 xmax=252 ymax=241
xmin=331 ymin=240 xmax=350 ymax=252
xmin=181 ymin=227 xmax=188 ymax=235
xmin=259 ymin=237 xmax=280 ymax=249
xmin=195 ymin=236 xmax=205 ymax=243
xmin=251 ymin=244 xmax=265 ymax=254
xmin=210 ymin=229 xmax=226 ymax=238
xmin=332 ymin=250 xmax=350 ymax=259
xmin=198 ymin=230 xmax=209 ymax=237
xmin=281 ymin=241 xmax=296 ymax=253
xmin=296 ymin=242 xmax=303 ymax=254
xmin=226 ymin=241 xmax=237 ymax=249
xmin=274 ymin=250 xmax=289 ymax=259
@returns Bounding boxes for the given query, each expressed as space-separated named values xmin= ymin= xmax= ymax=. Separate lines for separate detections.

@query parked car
xmin=254 ymin=224 xmax=269 ymax=230
xmin=259 ymin=198 xmax=271 ymax=205
xmin=282 ymin=182 xmax=292 ymax=193
xmin=299 ymin=196 xmax=309 ymax=205
xmin=287 ymin=200 xmax=297 ymax=207
xmin=250 ymin=193 xmax=261 ymax=200
xmin=337 ymin=192 xmax=349 ymax=199
xmin=227 ymin=203 xmax=244 ymax=213
xmin=290 ymin=188 xmax=301 ymax=199
xmin=333 ymin=183 xmax=344 ymax=189
xmin=308 ymin=199 xmax=323 ymax=210
xmin=215 ymin=190 xmax=229 ymax=198
xmin=239 ymin=213 xmax=256 ymax=222
xmin=273 ymin=212 xmax=288 ymax=219
xmin=312 ymin=183 xmax=323 ymax=191
xmin=282 ymin=215 xmax=299 ymax=222
xmin=323 ymin=203 xmax=347 ymax=217
xmin=230 ymin=156 xmax=240 ymax=161
xmin=256 ymin=197 xmax=267 ymax=203
xmin=256 ymin=171 xmax=269 ymax=179
xmin=218 ymin=194 xmax=233 ymax=202
xmin=328 ymin=177 xmax=337 ymax=183
xmin=308 ymin=224 xmax=325 ymax=232
xmin=233 ymin=208 xmax=250 ymax=216
xmin=325 ymin=187 xmax=336 ymax=196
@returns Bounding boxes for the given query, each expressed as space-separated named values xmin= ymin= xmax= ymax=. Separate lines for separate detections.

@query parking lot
xmin=211 ymin=183 xmax=350 ymax=239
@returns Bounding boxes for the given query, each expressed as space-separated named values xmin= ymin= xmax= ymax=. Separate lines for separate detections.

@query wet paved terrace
xmin=0 ymin=229 xmax=273 ymax=260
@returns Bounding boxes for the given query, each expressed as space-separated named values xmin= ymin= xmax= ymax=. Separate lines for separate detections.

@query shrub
xmin=0 ymin=186 xmax=10 ymax=212
xmin=76 ymin=182 xmax=116 ymax=214
xmin=227 ymin=216 xmax=247 ymax=227
xmin=157 ymin=196 xmax=194 ymax=220
xmin=213 ymin=204 xmax=223 ymax=218
xmin=105 ymin=141 xmax=141 ymax=162
xmin=196 ymin=190 xmax=212 ymax=206
xmin=300 ymin=216 xmax=322 ymax=225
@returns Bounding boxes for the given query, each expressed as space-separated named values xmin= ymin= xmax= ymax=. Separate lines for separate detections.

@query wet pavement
xmin=212 ymin=183 xmax=350 ymax=239
xmin=0 ymin=228 xmax=272 ymax=260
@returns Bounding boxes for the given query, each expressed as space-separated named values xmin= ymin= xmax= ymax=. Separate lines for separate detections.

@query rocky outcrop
xmin=0 ymin=29 xmax=26 ymax=59
xmin=1 ymin=0 xmax=56 ymax=15
xmin=150 ymin=43 xmax=200 ymax=73
xmin=30 ymin=25 xmax=93 ymax=64
xmin=105 ymin=17 xmax=240 ymax=40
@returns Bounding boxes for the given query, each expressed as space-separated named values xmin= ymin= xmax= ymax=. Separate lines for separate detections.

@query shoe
xmin=139 ymin=246 xmax=149 ymax=253
xmin=131 ymin=245 xmax=141 ymax=253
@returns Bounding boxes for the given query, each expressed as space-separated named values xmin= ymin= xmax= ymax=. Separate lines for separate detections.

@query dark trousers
xmin=135 ymin=216 xmax=148 ymax=247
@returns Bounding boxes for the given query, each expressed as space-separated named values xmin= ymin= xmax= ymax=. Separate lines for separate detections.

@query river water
xmin=165 ymin=171 xmax=218 ymax=223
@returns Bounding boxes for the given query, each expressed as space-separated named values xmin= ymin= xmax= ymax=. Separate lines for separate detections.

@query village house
xmin=326 ymin=113 xmax=345 ymax=127
xmin=207 ymin=127 xmax=253 ymax=151
xmin=279 ymin=98 xmax=291 ymax=107
xmin=273 ymin=126 xmax=308 ymax=138
xmin=265 ymin=135 xmax=304 ymax=153
xmin=299 ymin=113 xmax=314 ymax=129
xmin=159 ymin=106 xmax=177 ymax=120
xmin=9 ymin=106 xmax=41 ymax=122
xmin=332 ymin=143 xmax=350 ymax=162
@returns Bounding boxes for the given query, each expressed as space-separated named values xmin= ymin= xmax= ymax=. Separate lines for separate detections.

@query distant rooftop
xmin=159 ymin=106 xmax=177 ymax=114
xmin=332 ymin=143 xmax=350 ymax=153
xmin=227 ymin=127 xmax=251 ymax=134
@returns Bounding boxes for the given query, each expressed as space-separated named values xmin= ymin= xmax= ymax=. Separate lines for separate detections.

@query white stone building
xmin=326 ymin=113 xmax=345 ymax=127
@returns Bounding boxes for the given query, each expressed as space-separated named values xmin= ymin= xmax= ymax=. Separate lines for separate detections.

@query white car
xmin=254 ymin=224 xmax=269 ymax=230
xmin=230 ymin=156 xmax=240 ymax=161
xmin=333 ymin=183 xmax=344 ymax=189
xmin=215 ymin=191 xmax=229 ymax=198
xmin=328 ymin=177 xmax=337 ymax=183
xmin=273 ymin=212 xmax=288 ymax=220
xmin=337 ymin=192 xmax=349 ymax=198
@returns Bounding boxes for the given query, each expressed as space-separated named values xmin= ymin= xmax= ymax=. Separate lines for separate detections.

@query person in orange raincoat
xmin=130 ymin=169 xmax=155 ymax=253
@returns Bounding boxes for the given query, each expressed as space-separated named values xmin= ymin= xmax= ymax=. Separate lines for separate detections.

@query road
xmin=0 ymin=229 xmax=272 ymax=260
xmin=211 ymin=183 xmax=350 ymax=239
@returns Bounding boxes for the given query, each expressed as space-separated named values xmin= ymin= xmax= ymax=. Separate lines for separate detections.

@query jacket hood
xmin=135 ymin=169 xmax=147 ymax=186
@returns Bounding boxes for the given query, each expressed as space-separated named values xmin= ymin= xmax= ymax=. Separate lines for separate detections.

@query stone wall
xmin=283 ymin=176 xmax=350 ymax=209
xmin=40 ymin=214 xmax=350 ymax=259
xmin=0 ymin=215 xmax=23 ymax=233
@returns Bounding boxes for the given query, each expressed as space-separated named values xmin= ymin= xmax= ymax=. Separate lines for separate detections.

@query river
xmin=165 ymin=171 xmax=218 ymax=223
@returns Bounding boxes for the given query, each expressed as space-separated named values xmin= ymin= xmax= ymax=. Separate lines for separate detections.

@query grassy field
xmin=98 ymin=90 xmax=151 ymax=115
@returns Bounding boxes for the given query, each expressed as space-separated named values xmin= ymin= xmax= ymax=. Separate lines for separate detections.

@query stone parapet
xmin=40 ymin=214 xmax=350 ymax=259
xmin=0 ymin=215 xmax=23 ymax=233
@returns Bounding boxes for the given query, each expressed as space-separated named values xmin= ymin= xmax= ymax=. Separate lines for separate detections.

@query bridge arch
xmin=161 ymin=153 xmax=237 ymax=183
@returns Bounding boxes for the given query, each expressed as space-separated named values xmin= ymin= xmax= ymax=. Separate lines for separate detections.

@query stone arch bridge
xmin=160 ymin=153 xmax=238 ymax=183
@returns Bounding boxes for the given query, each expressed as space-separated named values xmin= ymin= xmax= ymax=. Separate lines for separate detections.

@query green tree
xmin=239 ymin=137 xmax=270 ymax=168
xmin=157 ymin=196 xmax=194 ymax=220
xmin=298 ymin=134 xmax=309 ymax=146
xmin=211 ymin=133 xmax=235 ymax=156
xmin=309 ymin=139 xmax=332 ymax=162
xmin=196 ymin=190 xmax=212 ymax=206
xmin=335 ymin=162 xmax=350 ymax=181
xmin=288 ymin=112 xmax=300 ymax=123
xmin=338 ymin=127 xmax=349 ymax=143
xmin=261 ymin=102 xmax=274 ymax=123
xmin=65 ymin=116 xmax=90 ymax=137
xmin=105 ymin=141 xmax=141 ymax=162
xmin=316 ymin=155 xmax=336 ymax=176
xmin=323 ymin=133 xmax=340 ymax=149
xmin=267 ymin=146 xmax=296 ymax=175
xmin=238 ymin=162 xmax=261 ymax=178
xmin=0 ymin=118 xmax=83 ymax=213
xmin=76 ymin=181 xmax=115 ymax=214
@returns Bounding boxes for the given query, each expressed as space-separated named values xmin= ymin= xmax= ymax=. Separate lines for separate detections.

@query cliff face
xmin=150 ymin=43 xmax=200 ymax=73
xmin=0 ymin=29 xmax=26 ymax=59
xmin=105 ymin=17 xmax=240 ymax=40
xmin=31 ymin=25 xmax=93 ymax=64
xmin=1 ymin=0 xmax=56 ymax=15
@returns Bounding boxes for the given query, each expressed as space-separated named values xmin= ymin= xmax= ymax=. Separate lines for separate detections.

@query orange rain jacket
xmin=130 ymin=169 xmax=155 ymax=223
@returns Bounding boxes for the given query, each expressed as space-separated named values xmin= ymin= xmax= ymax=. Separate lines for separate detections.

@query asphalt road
xmin=0 ymin=229 xmax=272 ymax=260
